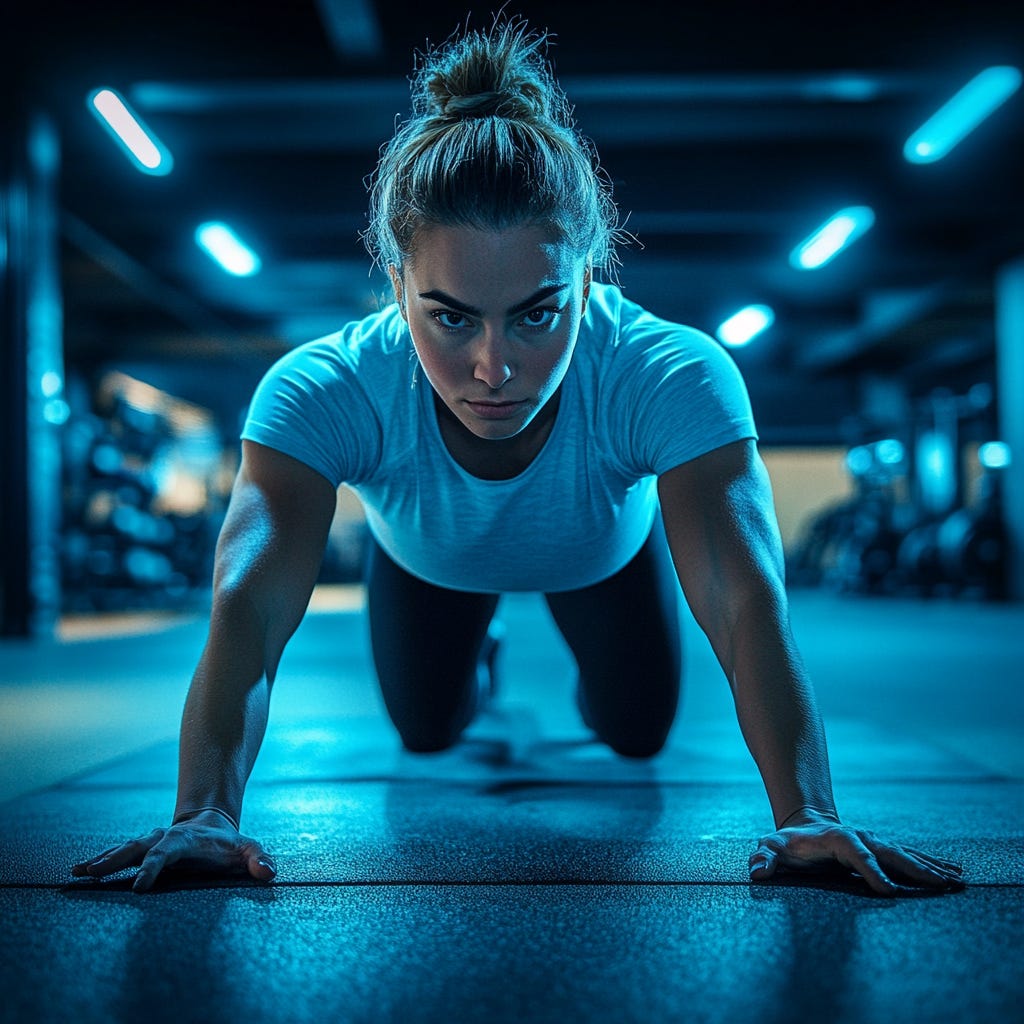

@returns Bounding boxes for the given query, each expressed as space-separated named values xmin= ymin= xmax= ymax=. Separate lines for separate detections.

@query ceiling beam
xmin=127 ymin=71 xmax=944 ymax=150
xmin=61 ymin=211 xmax=237 ymax=337
xmin=794 ymin=279 xmax=989 ymax=372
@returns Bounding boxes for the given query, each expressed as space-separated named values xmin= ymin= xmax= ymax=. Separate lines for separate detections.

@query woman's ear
xmin=388 ymin=265 xmax=406 ymax=319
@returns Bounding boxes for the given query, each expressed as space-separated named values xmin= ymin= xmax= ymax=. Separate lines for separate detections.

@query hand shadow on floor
xmin=744 ymin=872 xmax=965 ymax=1024
xmin=58 ymin=881 xmax=277 ymax=1020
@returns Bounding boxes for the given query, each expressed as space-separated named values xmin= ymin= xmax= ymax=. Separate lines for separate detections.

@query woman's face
xmin=391 ymin=224 xmax=590 ymax=442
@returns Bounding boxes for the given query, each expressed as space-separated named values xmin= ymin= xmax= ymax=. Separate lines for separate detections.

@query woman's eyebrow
xmin=418 ymin=284 xmax=568 ymax=317
xmin=508 ymin=285 xmax=567 ymax=315
xmin=418 ymin=290 xmax=481 ymax=316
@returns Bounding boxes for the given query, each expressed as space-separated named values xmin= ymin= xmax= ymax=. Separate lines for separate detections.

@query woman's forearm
xmin=170 ymin=444 xmax=337 ymax=827
xmin=174 ymin=588 xmax=275 ymax=825
xmin=725 ymin=587 xmax=838 ymax=828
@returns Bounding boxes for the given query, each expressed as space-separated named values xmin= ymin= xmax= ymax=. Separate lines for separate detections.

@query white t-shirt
xmin=242 ymin=282 xmax=757 ymax=593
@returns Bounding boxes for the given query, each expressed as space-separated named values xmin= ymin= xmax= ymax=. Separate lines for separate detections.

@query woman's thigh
xmin=364 ymin=536 xmax=500 ymax=752
xmin=543 ymin=515 xmax=682 ymax=758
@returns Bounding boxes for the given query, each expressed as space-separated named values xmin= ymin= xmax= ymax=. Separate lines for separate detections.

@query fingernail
xmin=750 ymin=859 xmax=767 ymax=875
xmin=258 ymin=858 xmax=276 ymax=875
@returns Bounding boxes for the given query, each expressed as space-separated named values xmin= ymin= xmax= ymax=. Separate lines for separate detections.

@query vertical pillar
xmin=996 ymin=256 xmax=1024 ymax=602
xmin=1 ymin=107 xmax=65 ymax=636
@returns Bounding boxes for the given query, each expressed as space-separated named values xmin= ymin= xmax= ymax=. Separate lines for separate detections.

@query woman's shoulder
xmin=244 ymin=301 xmax=411 ymax=486
xmin=585 ymin=282 xmax=719 ymax=361
xmin=269 ymin=302 xmax=409 ymax=384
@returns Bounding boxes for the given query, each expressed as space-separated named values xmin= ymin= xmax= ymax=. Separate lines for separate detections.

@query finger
xmin=901 ymin=848 xmax=964 ymax=875
xmin=878 ymin=847 xmax=965 ymax=889
xmin=132 ymin=832 xmax=193 ymax=893
xmin=74 ymin=832 xmax=165 ymax=878
xmin=71 ymin=843 xmax=124 ymax=873
xmin=71 ymin=842 xmax=140 ymax=875
xmin=833 ymin=836 xmax=899 ymax=896
xmin=242 ymin=842 xmax=277 ymax=882
xmin=748 ymin=846 xmax=778 ymax=881
xmin=904 ymin=851 xmax=964 ymax=884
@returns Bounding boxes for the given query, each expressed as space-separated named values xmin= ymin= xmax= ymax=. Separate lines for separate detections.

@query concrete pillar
xmin=996 ymin=256 xmax=1024 ymax=602
xmin=1 ymin=107 xmax=65 ymax=636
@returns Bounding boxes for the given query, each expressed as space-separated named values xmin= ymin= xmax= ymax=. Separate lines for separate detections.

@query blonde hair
xmin=364 ymin=19 xmax=620 ymax=273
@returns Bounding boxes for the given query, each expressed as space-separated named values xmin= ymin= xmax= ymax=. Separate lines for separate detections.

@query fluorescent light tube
xmin=716 ymin=304 xmax=775 ymax=347
xmin=790 ymin=206 xmax=875 ymax=270
xmin=195 ymin=222 xmax=262 ymax=277
xmin=87 ymin=88 xmax=173 ymax=175
xmin=905 ymin=66 xmax=1022 ymax=164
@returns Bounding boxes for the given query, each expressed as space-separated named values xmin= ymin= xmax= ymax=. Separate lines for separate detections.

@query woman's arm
xmin=174 ymin=440 xmax=338 ymax=823
xmin=72 ymin=441 xmax=338 ymax=892
xmin=658 ymin=439 xmax=963 ymax=894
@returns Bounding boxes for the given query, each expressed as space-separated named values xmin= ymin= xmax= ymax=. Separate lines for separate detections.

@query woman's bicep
xmin=657 ymin=440 xmax=786 ymax=639
xmin=213 ymin=441 xmax=337 ymax=604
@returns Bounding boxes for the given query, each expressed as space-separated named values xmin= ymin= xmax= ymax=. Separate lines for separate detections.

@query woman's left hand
xmin=748 ymin=810 xmax=965 ymax=896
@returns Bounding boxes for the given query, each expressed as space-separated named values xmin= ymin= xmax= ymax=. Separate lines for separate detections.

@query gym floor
xmin=1 ymin=585 xmax=1022 ymax=1024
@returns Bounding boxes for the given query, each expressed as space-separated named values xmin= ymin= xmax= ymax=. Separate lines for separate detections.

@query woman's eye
xmin=431 ymin=310 xmax=468 ymax=331
xmin=520 ymin=307 xmax=558 ymax=328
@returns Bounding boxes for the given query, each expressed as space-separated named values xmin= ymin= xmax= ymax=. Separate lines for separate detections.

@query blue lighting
xmin=716 ymin=304 xmax=775 ymax=347
xmin=87 ymin=88 xmax=173 ymax=176
xmin=876 ymin=439 xmax=905 ymax=466
xmin=195 ymin=222 xmax=262 ymax=277
xmin=846 ymin=446 xmax=873 ymax=477
xmin=916 ymin=429 xmax=957 ymax=515
xmin=790 ymin=207 xmax=875 ymax=270
xmin=40 ymin=371 xmax=63 ymax=398
xmin=904 ymin=66 xmax=1022 ymax=164
xmin=979 ymin=441 xmax=1011 ymax=469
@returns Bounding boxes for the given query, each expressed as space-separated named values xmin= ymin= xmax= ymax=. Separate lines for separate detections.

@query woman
xmin=73 ymin=20 xmax=962 ymax=896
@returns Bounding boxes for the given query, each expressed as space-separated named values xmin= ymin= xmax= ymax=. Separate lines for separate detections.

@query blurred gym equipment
xmin=789 ymin=385 xmax=1008 ymax=601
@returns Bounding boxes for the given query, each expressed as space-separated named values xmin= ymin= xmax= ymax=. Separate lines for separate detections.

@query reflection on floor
xmin=1 ymin=586 xmax=1022 ymax=1023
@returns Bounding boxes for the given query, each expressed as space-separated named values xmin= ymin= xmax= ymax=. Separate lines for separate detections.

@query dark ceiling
xmin=9 ymin=0 xmax=1024 ymax=443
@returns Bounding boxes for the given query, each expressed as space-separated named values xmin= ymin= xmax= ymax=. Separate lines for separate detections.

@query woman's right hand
xmin=71 ymin=809 xmax=277 ymax=893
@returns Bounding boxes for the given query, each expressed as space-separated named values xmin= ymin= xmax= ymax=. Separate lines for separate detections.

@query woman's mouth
xmin=464 ymin=399 xmax=528 ymax=420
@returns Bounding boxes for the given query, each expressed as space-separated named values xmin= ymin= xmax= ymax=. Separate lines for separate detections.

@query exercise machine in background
xmin=788 ymin=385 xmax=1008 ymax=601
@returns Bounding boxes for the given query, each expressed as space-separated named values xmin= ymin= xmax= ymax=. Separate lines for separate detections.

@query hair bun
xmin=365 ymin=18 xmax=621 ymax=276
xmin=412 ymin=23 xmax=566 ymax=127
xmin=436 ymin=88 xmax=541 ymax=120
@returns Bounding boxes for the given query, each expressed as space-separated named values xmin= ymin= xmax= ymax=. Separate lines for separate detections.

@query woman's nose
xmin=473 ymin=336 xmax=513 ymax=390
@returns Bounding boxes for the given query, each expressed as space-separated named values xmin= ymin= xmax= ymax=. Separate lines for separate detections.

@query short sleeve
xmin=607 ymin=323 xmax=758 ymax=477
xmin=241 ymin=334 xmax=383 ymax=487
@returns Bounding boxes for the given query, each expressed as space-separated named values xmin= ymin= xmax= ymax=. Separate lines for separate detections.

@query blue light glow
xmin=904 ymin=66 xmax=1022 ymax=164
xmin=195 ymin=222 xmax=262 ymax=277
xmin=87 ymin=88 xmax=173 ymax=175
xmin=40 ymin=371 xmax=63 ymax=398
xmin=916 ymin=429 xmax=957 ymax=515
xmin=716 ymin=304 xmax=775 ymax=347
xmin=790 ymin=207 xmax=875 ymax=270
xmin=43 ymin=400 xmax=70 ymax=426
xmin=846 ymin=446 xmax=873 ymax=477
xmin=876 ymin=439 xmax=905 ymax=466
xmin=979 ymin=441 xmax=1011 ymax=469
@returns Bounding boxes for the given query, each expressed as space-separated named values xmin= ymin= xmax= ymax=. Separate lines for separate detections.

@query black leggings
xmin=364 ymin=517 xmax=682 ymax=759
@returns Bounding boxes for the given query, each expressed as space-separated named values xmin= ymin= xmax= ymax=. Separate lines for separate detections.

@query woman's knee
xmin=599 ymin=720 xmax=673 ymax=760
xmin=398 ymin=727 xmax=462 ymax=754
xmin=580 ymin=671 xmax=679 ymax=759
xmin=387 ymin=675 xmax=480 ymax=753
